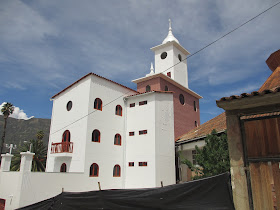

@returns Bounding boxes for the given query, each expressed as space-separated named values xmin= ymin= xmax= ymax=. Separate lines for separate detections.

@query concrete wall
xmin=0 ymin=171 xmax=120 ymax=210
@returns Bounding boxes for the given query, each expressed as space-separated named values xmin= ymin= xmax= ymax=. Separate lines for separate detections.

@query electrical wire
xmin=50 ymin=1 xmax=280 ymax=136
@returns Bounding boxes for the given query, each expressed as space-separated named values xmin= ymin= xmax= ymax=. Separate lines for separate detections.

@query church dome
xmin=162 ymin=19 xmax=180 ymax=44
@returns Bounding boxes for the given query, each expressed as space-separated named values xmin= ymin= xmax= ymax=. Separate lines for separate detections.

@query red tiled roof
xmin=259 ymin=67 xmax=280 ymax=92
xmin=51 ymin=73 xmax=138 ymax=99
xmin=176 ymin=112 xmax=226 ymax=143
xmin=216 ymin=86 xmax=280 ymax=102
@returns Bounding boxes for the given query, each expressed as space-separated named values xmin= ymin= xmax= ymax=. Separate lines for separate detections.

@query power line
xmin=161 ymin=0 xmax=280 ymax=73
xmin=50 ymin=1 xmax=280 ymax=136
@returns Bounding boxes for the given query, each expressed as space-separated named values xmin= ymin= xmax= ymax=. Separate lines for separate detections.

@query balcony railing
xmin=51 ymin=142 xmax=73 ymax=154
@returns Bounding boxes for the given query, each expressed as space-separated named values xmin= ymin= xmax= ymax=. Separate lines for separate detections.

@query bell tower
xmin=151 ymin=19 xmax=190 ymax=88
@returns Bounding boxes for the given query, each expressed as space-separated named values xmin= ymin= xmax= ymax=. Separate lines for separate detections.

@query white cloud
xmin=0 ymin=102 xmax=34 ymax=120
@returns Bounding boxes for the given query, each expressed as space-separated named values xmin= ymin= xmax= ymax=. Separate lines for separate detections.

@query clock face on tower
xmin=161 ymin=52 xmax=167 ymax=59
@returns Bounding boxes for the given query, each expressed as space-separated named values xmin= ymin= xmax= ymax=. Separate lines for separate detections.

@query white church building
xmin=0 ymin=20 xmax=201 ymax=209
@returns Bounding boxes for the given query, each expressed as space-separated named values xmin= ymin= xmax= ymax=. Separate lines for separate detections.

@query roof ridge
xmin=51 ymin=72 xmax=138 ymax=99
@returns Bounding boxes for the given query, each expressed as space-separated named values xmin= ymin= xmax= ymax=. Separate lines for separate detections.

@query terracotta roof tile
xmin=176 ymin=112 xmax=226 ymax=143
xmin=259 ymin=67 xmax=280 ymax=92
xmin=216 ymin=86 xmax=280 ymax=103
xmin=51 ymin=72 xmax=138 ymax=99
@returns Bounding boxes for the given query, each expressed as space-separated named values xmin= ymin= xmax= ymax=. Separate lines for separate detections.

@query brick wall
xmin=137 ymin=77 xmax=200 ymax=139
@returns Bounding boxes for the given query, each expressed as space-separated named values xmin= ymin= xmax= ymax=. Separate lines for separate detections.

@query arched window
xmin=194 ymin=101 xmax=197 ymax=112
xmin=146 ymin=85 xmax=151 ymax=92
xmin=195 ymin=121 xmax=198 ymax=127
xmin=165 ymin=85 xmax=169 ymax=91
xmin=94 ymin=98 xmax=102 ymax=111
xmin=179 ymin=94 xmax=185 ymax=105
xmin=90 ymin=163 xmax=99 ymax=177
xmin=62 ymin=130 xmax=70 ymax=142
xmin=113 ymin=165 xmax=121 ymax=177
xmin=114 ymin=134 xmax=121 ymax=146
xmin=92 ymin=129 xmax=100 ymax=142
xmin=115 ymin=105 xmax=122 ymax=116
xmin=60 ymin=163 xmax=67 ymax=172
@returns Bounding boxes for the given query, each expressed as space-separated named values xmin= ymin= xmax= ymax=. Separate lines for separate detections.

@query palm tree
xmin=36 ymin=130 xmax=44 ymax=141
xmin=0 ymin=102 xmax=14 ymax=159
xmin=11 ymin=131 xmax=47 ymax=172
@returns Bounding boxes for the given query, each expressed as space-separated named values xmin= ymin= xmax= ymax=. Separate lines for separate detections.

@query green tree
xmin=11 ymin=131 xmax=47 ymax=172
xmin=0 ymin=102 xmax=14 ymax=160
xmin=182 ymin=129 xmax=230 ymax=180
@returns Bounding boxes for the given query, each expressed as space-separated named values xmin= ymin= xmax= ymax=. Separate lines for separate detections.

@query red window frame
xmin=139 ymin=101 xmax=147 ymax=106
xmin=130 ymin=103 xmax=135 ymax=107
xmin=94 ymin=98 xmax=102 ymax=111
xmin=139 ymin=130 xmax=147 ymax=135
xmin=139 ymin=162 xmax=148 ymax=166
xmin=62 ymin=130 xmax=71 ymax=142
xmin=167 ymin=72 xmax=171 ymax=77
xmin=114 ymin=134 xmax=121 ymax=145
xmin=60 ymin=163 xmax=67 ymax=172
xmin=90 ymin=163 xmax=99 ymax=177
xmin=129 ymin=132 xmax=135 ymax=136
xmin=115 ymin=105 xmax=122 ymax=116
xmin=92 ymin=129 xmax=101 ymax=142
xmin=128 ymin=162 xmax=134 ymax=167
xmin=113 ymin=165 xmax=121 ymax=177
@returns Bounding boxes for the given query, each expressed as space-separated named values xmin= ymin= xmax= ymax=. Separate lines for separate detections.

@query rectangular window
xmin=128 ymin=162 xmax=134 ymax=167
xmin=129 ymin=132 xmax=135 ymax=136
xmin=167 ymin=72 xmax=171 ymax=77
xmin=192 ymin=150 xmax=197 ymax=165
xmin=130 ymin=103 xmax=135 ymax=107
xmin=139 ymin=130 xmax=147 ymax=135
xmin=139 ymin=162 xmax=148 ymax=166
xmin=139 ymin=100 xmax=147 ymax=106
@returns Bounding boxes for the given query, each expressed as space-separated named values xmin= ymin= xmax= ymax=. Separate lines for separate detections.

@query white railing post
xmin=0 ymin=153 xmax=14 ymax=172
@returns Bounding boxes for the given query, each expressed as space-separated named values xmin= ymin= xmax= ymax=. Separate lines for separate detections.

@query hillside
xmin=0 ymin=115 xmax=50 ymax=153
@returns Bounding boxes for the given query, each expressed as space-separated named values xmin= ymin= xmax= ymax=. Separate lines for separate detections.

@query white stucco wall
xmin=154 ymin=93 xmax=175 ymax=187
xmin=85 ymin=75 xmax=135 ymax=189
xmin=124 ymin=92 xmax=175 ymax=188
xmin=125 ymin=93 xmax=156 ymax=188
xmin=46 ymin=76 xmax=92 ymax=173
xmin=153 ymin=44 xmax=188 ymax=88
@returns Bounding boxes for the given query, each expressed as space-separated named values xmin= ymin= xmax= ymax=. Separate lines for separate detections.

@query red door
xmin=62 ymin=130 xmax=70 ymax=152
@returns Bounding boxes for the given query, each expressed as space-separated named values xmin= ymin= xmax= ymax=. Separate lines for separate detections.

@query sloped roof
xmin=176 ymin=112 xmax=226 ymax=143
xmin=259 ymin=67 xmax=280 ymax=92
xmin=217 ymin=86 xmax=280 ymax=103
xmin=51 ymin=73 xmax=138 ymax=99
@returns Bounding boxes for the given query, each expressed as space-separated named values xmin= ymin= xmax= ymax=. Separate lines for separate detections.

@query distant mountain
xmin=0 ymin=115 xmax=50 ymax=153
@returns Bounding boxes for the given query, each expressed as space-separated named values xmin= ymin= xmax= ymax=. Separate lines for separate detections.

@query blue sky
xmin=0 ymin=0 xmax=279 ymax=124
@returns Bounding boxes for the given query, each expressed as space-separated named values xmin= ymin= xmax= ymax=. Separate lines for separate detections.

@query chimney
xmin=266 ymin=49 xmax=280 ymax=72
